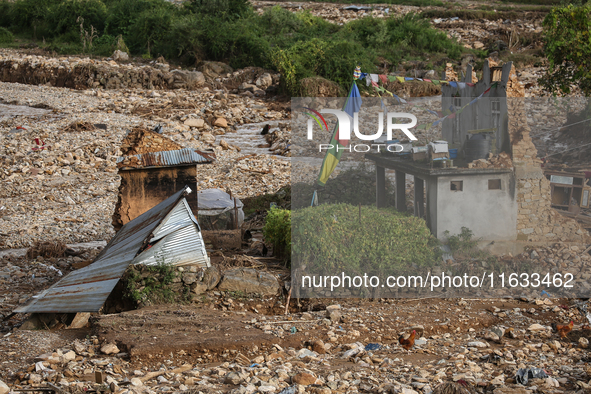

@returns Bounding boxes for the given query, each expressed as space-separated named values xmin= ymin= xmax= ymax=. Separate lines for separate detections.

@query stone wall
xmin=0 ymin=52 xmax=204 ymax=90
xmin=506 ymin=70 xmax=590 ymax=243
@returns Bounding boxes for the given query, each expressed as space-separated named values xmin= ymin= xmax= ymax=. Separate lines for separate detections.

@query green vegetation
xmin=292 ymin=163 xmax=396 ymax=209
xmin=443 ymin=227 xmax=479 ymax=256
xmin=540 ymin=4 xmax=591 ymax=99
xmin=292 ymin=204 xmax=439 ymax=278
xmin=263 ymin=207 xmax=291 ymax=260
xmin=443 ymin=226 xmax=496 ymax=263
xmin=0 ymin=27 xmax=14 ymax=43
xmin=242 ymin=186 xmax=291 ymax=217
xmin=0 ymin=0 xmax=470 ymax=94
xmin=124 ymin=262 xmax=188 ymax=306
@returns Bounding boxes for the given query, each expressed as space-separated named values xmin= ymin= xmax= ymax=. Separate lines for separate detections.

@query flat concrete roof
xmin=365 ymin=153 xmax=514 ymax=179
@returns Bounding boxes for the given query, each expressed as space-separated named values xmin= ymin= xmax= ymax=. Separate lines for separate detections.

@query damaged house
xmin=113 ymin=127 xmax=215 ymax=230
xmin=14 ymin=186 xmax=210 ymax=314
xmin=367 ymin=59 xmax=590 ymax=251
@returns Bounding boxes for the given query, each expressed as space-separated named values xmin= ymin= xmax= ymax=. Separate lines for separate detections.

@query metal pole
xmin=233 ymin=198 xmax=238 ymax=229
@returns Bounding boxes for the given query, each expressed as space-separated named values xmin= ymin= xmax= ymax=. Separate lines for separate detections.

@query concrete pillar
xmin=414 ymin=177 xmax=424 ymax=218
xmin=395 ymin=170 xmax=406 ymax=212
xmin=376 ymin=166 xmax=386 ymax=208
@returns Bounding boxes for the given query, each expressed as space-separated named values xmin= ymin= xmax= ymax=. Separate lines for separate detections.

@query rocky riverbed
xmin=0 ymin=72 xmax=291 ymax=249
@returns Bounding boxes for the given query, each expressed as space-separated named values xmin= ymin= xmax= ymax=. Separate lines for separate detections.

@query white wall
xmin=433 ymin=173 xmax=517 ymax=241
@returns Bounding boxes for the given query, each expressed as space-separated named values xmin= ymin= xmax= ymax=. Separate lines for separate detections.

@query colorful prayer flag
xmin=317 ymin=82 xmax=362 ymax=186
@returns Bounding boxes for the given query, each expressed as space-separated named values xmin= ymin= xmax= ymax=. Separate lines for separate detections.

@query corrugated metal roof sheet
xmin=117 ymin=148 xmax=215 ymax=169
xmin=133 ymin=225 xmax=210 ymax=268
xmin=14 ymin=186 xmax=201 ymax=314
xmin=151 ymin=199 xmax=199 ymax=242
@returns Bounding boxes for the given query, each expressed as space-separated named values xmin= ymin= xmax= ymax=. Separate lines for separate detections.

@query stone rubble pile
xmin=264 ymin=125 xmax=292 ymax=157
xmin=468 ymin=152 xmax=513 ymax=169
xmin=519 ymin=243 xmax=591 ymax=281
xmin=252 ymin=1 xmax=417 ymax=25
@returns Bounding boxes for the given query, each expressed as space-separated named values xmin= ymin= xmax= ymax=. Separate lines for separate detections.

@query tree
xmin=540 ymin=5 xmax=591 ymax=100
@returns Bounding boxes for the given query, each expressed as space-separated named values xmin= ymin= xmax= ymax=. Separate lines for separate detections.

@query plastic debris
xmin=277 ymin=386 xmax=297 ymax=394
xmin=365 ymin=343 xmax=381 ymax=351
xmin=344 ymin=5 xmax=372 ymax=11
xmin=290 ymin=326 xmax=297 ymax=334
xmin=516 ymin=368 xmax=548 ymax=385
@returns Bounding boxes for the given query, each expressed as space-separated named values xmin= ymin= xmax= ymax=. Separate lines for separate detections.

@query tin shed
xmin=113 ymin=148 xmax=215 ymax=231
xmin=14 ymin=186 xmax=209 ymax=314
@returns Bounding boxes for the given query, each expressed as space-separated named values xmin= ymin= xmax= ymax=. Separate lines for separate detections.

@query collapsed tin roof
xmin=14 ymin=186 xmax=210 ymax=314
xmin=117 ymin=148 xmax=215 ymax=170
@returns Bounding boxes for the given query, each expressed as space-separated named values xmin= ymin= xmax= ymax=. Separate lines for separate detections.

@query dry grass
xmin=300 ymin=76 xmax=345 ymax=97
xmin=26 ymin=241 xmax=67 ymax=259
xmin=384 ymin=80 xmax=441 ymax=97
xmin=64 ymin=121 xmax=95 ymax=132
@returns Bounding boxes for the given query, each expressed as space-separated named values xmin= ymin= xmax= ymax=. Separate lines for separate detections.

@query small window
xmin=450 ymin=181 xmax=463 ymax=191
xmin=488 ymin=179 xmax=502 ymax=190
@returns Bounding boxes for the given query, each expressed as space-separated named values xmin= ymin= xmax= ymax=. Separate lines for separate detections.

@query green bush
xmin=124 ymin=262 xmax=184 ymax=306
xmin=126 ymin=5 xmax=178 ymax=56
xmin=46 ymin=0 xmax=107 ymax=38
xmin=91 ymin=34 xmax=119 ymax=56
xmin=185 ymin=0 xmax=252 ymax=21
xmin=292 ymin=163 xmax=396 ymax=209
xmin=0 ymin=27 xmax=14 ymax=43
xmin=263 ymin=207 xmax=291 ymax=260
xmin=8 ymin=0 xmax=60 ymax=30
xmin=104 ymin=0 xmax=170 ymax=37
xmin=261 ymin=6 xmax=302 ymax=37
xmin=0 ymin=0 xmax=471 ymax=94
xmin=292 ymin=204 xmax=439 ymax=277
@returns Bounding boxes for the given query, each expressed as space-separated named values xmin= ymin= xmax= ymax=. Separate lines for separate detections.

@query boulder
xmin=68 ymin=312 xmax=90 ymax=329
xmin=312 ymin=340 xmax=326 ymax=354
xmin=0 ymin=380 xmax=8 ymax=394
xmin=224 ymin=372 xmax=242 ymax=385
xmin=239 ymin=82 xmax=257 ymax=92
xmin=528 ymin=323 xmax=546 ymax=331
xmin=182 ymin=273 xmax=197 ymax=285
xmin=192 ymin=282 xmax=208 ymax=295
xmin=201 ymin=132 xmax=216 ymax=144
xmin=112 ymin=50 xmax=129 ymax=61
xmin=256 ymin=73 xmax=273 ymax=89
xmin=101 ymin=343 xmax=120 ymax=355
xmin=171 ymin=70 xmax=205 ymax=89
xmin=214 ymin=118 xmax=228 ymax=128
xmin=291 ymin=372 xmax=318 ymax=386
xmin=218 ymin=268 xmax=279 ymax=296
xmin=203 ymin=266 xmax=222 ymax=290
xmin=63 ymin=350 xmax=76 ymax=362
xmin=199 ymin=61 xmax=233 ymax=79
xmin=184 ymin=118 xmax=204 ymax=128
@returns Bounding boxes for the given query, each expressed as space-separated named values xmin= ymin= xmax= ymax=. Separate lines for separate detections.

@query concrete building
xmin=367 ymin=154 xmax=517 ymax=241
xmin=366 ymin=59 xmax=590 ymax=248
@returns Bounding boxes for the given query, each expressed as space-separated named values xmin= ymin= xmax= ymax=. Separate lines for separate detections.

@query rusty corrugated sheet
xmin=14 ymin=187 xmax=192 ymax=314
xmin=133 ymin=199 xmax=210 ymax=268
xmin=117 ymin=148 xmax=215 ymax=169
